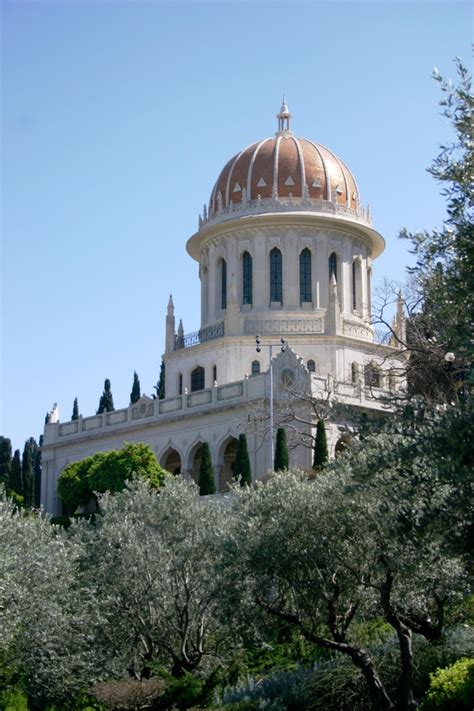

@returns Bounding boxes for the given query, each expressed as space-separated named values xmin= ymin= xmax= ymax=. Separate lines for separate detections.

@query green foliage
xmin=33 ymin=443 xmax=42 ymax=509
xmin=97 ymin=378 xmax=114 ymax=414
xmin=0 ymin=688 xmax=29 ymax=711
xmin=274 ymin=427 xmax=289 ymax=471
xmin=400 ymin=59 xmax=473 ymax=402
xmin=72 ymin=397 xmax=79 ymax=421
xmin=130 ymin=371 xmax=141 ymax=404
xmin=313 ymin=420 xmax=328 ymax=469
xmin=154 ymin=359 xmax=166 ymax=400
xmin=199 ymin=442 xmax=216 ymax=495
xmin=234 ymin=434 xmax=252 ymax=486
xmin=154 ymin=668 xmax=219 ymax=709
xmin=0 ymin=435 xmax=12 ymax=487
xmin=57 ymin=442 xmax=167 ymax=511
xmin=9 ymin=449 xmax=22 ymax=496
xmin=21 ymin=438 xmax=38 ymax=508
xmin=421 ymin=657 xmax=474 ymax=710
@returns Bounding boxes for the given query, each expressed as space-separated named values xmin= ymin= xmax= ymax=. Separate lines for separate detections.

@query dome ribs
xmin=208 ymin=133 xmax=361 ymax=215
xmin=277 ymin=136 xmax=302 ymax=197
xmin=226 ymin=144 xmax=255 ymax=205
xmin=249 ymin=138 xmax=274 ymax=200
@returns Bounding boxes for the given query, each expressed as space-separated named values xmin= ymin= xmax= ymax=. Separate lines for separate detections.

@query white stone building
xmin=41 ymin=101 xmax=405 ymax=515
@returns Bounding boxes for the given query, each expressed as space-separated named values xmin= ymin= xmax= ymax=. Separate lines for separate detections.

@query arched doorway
xmin=220 ymin=438 xmax=239 ymax=492
xmin=161 ymin=448 xmax=182 ymax=475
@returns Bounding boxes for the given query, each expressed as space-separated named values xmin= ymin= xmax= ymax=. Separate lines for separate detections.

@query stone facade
xmin=41 ymin=102 xmax=406 ymax=515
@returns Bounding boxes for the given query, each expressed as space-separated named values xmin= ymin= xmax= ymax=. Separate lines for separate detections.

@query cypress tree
xmin=130 ymin=371 xmax=141 ymax=404
xmin=22 ymin=438 xmax=38 ymax=508
xmin=71 ymin=397 xmax=79 ymax=421
xmin=198 ymin=442 xmax=216 ymax=496
xmin=274 ymin=427 xmax=289 ymax=471
xmin=34 ymin=435 xmax=43 ymax=507
xmin=0 ymin=436 xmax=12 ymax=487
xmin=97 ymin=378 xmax=115 ymax=414
xmin=234 ymin=434 xmax=252 ymax=486
xmin=157 ymin=360 xmax=166 ymax=400
xmin=10 ymin=449 xmax=22 ymax=496
xmin=313 ymin=420 xmax=329 ymax=469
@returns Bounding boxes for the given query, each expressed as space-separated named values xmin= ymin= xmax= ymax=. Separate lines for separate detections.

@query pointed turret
xmin=325 ymin=273 xmax=342 ymax=335
xmin=165 ymin=294 xmax=176 ymax=354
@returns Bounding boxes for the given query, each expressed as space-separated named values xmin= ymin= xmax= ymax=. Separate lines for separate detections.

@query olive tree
xmin=0 ymin=491 xmax=104 ymax=708
xmin=79 ymin=476 xmax=231 ymax=680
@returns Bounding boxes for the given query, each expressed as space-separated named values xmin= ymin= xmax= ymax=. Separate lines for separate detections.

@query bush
xmin=420 ymin=657 xmax=474 ymax=710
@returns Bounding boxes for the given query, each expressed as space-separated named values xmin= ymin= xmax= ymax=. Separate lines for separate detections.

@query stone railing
xmin=198 ymin=195 xmax=372 ymax=230
xmin=245 ymin=318 xmax=324 ymax=336
xmin=175 ymin=321 xmax=225 ymax=349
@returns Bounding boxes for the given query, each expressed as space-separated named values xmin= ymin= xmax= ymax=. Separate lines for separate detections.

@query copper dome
xmin=209 ymin=134 xmax=360 ymax=214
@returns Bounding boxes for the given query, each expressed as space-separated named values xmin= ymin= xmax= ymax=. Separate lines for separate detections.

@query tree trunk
xmin=349 ymin=647 xmax=396 ymax=711
xmin=380 ymin=570 xmax=418 ymax=710
xmin=395 ymin=625 xmax=418 ymax=710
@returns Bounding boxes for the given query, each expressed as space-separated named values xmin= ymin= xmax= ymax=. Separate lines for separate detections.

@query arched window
xmin=191 ymin=366 xmax=205 ymax=392
xmin=220 ymin=259 xmax=227 ymax=310
xmin=251 ymin=360 xmax=260 ymax=375
xmin=329 ymin=252 xmax=338 ymax=282
xmin=178 ymin=373 xmax=183 ymax=395
xmin=388 ymin=369 xmax=396 ymax=391
xmin=300 ymin=248 xmax=312 ymax=303
xmin=270 ymin=248 xmax=283 ymax=303
xmin=242 ymin=251 xmax=253 ymax=306
xmin=365 ymin=363 xmax=381 ymax=389
xmin=307 ymin=359 xmax=316 ymax=373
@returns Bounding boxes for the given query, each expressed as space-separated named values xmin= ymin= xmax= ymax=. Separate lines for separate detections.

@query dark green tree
xmin=22 ymin=438 xmax=38 ymax=508
xmin=0 ymin=436 xmax=12 ymax=487
xmin=57 ymin=442 xmax=168 ymax=512
xmin=234 ymin=434 xmax=252 ymax=486
xmin=313 ymin=420 xmax=328 ymax=469
xmin=71 ymin=397 xmax=79 ymax=421
xmin=154 ymin=359 xmax=166 ymax=400
xmin=10 ymin=448 xmax=22 ymax=495
xmin=34 ymin=435 xmax=43 ymax=508
xmin=274 ymin=427 xmax=289 ymax=471
xmin=198 ymin=442 xmax=216 ymax=496
xmin=97 ymin=378 xmax=115 ymax=414
xmin=130 ymin=371 xmax=141 ymax=404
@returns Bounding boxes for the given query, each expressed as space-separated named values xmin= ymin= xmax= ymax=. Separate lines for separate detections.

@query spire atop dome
xmin=276 ymin=94 xmax=293 ymax=135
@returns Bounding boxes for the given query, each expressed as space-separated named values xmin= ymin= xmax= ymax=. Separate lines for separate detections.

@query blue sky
xmin=1 ymin=0 xmax=471 ymax=452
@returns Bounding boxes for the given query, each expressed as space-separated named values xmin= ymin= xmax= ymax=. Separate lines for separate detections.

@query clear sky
xmin=1 ymin=0 xmax=471 ymax=453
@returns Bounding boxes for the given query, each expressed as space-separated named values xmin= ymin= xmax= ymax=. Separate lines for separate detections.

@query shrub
xmin=420 ymin=657 xmax=474 ymax=710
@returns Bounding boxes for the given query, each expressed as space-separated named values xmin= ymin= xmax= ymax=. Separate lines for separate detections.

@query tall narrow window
xmin=367 ymin=267 xmax=372 ymax=318
xmin=329 ymin=252 xmax=337 ymax=282
xmin=270 ymin=248 xmax=283 ymax=303
xmin=299 ymin=248 xmax=312 ymax=303
xmin=352 ymin=260 xmax=362 ymax=312
xmin=178 ymin=373 xmax=183 ymax=395
xmin=213 ymin=364 xmax=217 ymax=383
xmin=221 ymin=259 xmax=227 ymax=310
xmin=242 ymin=251 xmax=253 ymax=305
xmin=191 ymin=366 xmax=205 ymax=392
xmin=352 ymin=262 xmax=357 ymax=310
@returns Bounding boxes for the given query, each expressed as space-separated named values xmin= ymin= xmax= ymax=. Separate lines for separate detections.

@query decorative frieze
xmin=245 ymin=318 xmax=324 ymax=335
